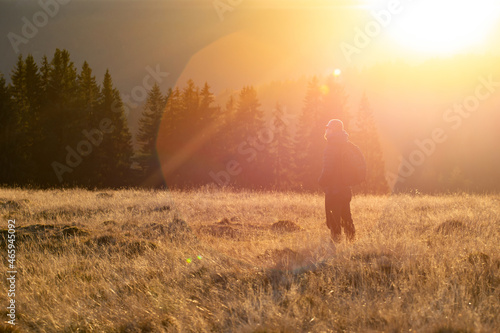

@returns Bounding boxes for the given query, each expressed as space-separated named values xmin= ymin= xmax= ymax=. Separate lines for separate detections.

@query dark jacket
xmin=318 ymin=130 xmax=365 ymax=195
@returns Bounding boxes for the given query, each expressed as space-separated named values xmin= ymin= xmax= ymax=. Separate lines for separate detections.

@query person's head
xmin=324 ymin=119 xmax=345 ymax=140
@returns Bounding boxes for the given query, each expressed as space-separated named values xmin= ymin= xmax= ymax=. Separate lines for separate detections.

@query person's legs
xmin=325 ymin=193 xmax=342 ymax=242
xmin=340 ymin=191 xmax=355 ymax=241
xmin=325 ymin=194 xmax=333 ymax=230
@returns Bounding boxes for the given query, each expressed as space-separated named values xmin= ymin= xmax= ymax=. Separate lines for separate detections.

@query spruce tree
xmin=222 ymin=95 xmax=237 ymax=151
xmin=39 ymin=56 xmax=50 ymax=93
xmin=203 ymin=94 xmax=239 ymax=188
xmin=9 ymin=55 xmax=44 ymax=184
xmin=95 ymin=70 xmax=133 ymax=187
xmin=270 ymin=102 xmax=295 ymax=190
xmin=219 ymin=95 xmax=237 ymax=159
xmin=44 ymin=49 xmax=80 ymax=185
xmin=198 ymin=82 xmax=218 ymax=124
xmin=0 ymin=73 xmax=15 ymax=184
xmin=73 ymin=61 xmax=102 ymax=186
xmin=24 ymin=54 xmax=46 ymax=184
xmin=181 ymin=80 xmax=199 ymax=129
xmin=8 ymin=56 xmax=28 ymax=184
xmin=295 ymin=77 xmax=322 ymax=190
xmin=234 ymin=86 xmax=264 ymax=142
xmin=157 ymin=87 xmax=182 ymax=187
xmin=196 ymin=82 xmax=221 ymax=185
xmin=136 ymin=83 xmax=166 ymax=185
xmin=175 ymin=80 xmax=200 ymax=187
xmin=351 ymin=93 xmax=389 ymax=194
xmin=234 ymin=86 xmax=265 ymax=188
xmin=77 ymin=61 xmax=100 ymax=125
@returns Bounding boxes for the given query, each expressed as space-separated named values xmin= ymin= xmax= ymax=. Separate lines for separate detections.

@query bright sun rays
xmin=365 ymin=0 xmax=500 ymax=56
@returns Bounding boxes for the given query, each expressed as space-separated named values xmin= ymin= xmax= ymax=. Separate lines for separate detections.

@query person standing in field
xmin=318 ymin=119 xmax=366 ymax=242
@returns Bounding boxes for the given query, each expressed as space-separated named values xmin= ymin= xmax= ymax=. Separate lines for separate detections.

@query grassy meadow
xmin=1 ymin=188 xmax=499 ymax=332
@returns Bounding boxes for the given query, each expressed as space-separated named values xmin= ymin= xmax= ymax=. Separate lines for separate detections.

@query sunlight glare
xmin=387 ymin=0 xmax=500 ymax=55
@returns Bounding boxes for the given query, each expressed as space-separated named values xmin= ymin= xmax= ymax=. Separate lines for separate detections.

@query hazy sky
xmin=3 ymin=0 xmax=499 ymax=93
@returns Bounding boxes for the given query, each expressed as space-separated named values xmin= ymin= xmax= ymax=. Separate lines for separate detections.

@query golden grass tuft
xmin=0 ymin=188 xmax=499 ymax=332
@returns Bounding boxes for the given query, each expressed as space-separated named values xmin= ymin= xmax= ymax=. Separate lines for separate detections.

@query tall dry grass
xmin=0 ymin=188 xmax=499 ymax=332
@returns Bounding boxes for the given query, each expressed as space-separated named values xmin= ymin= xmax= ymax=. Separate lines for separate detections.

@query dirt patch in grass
xmin=0 ymin=224 xmax=90 ymax=255
xmin=84 ymin=234 xmax=157 ymax=257
xmin=152 ymin=205 xmax=171 ymax=212
xmin=0 ymin=224 xmax=90 ymax=243
xmin=197 ymin=218 xmax=304 ymax=241
xmin=217 ymin=217 xmax=241 ymax=226
xmin=199 ymin=225 xmax=241 ymax=239
xmin=141 ymin=218 xmax=196 ymax=243
xmin=436 ymin=219 xmax=467 ymax=234
xmin=33 ymin=207 xmax=111 ymax=220
xmin=258 ymin=248 xmax=308 ymax=270
xmin=96 ymin=192 xmax=114 ymax=199
xmin=270 ymin=220 xmax=303 ymax=233
xmin=102 ymin=220 xmax=118 ymax=227
xmin=467 ymin=252 xmax=490 ymax=266
xmin=0 ymin=199 xmax=30 ymax=211
xmin=197 ymin=218 xmax=270 ymax=240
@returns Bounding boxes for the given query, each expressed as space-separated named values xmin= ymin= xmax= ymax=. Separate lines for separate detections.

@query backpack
xmin=341 ymin=143 xmax=366 ymax=186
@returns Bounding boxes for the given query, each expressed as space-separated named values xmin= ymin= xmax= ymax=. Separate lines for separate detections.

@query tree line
xmin=0 ymin=50 xmax=389 ymax=193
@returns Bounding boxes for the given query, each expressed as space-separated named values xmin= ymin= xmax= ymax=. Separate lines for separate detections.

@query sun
xmin=366 ymin=0 xmax=500 ymax=56
xmin=398 ymin=1 xmax=500 ymax=56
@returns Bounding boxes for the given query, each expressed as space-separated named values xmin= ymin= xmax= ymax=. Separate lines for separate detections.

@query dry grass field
xmin=1 ymin=188 xmax=499 ymax=332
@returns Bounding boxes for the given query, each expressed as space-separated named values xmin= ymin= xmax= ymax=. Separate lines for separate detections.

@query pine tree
xmin=222 ymin=95 xmax=237 ymax=152
xmin=0 ymin=73 xmax=15 ymax=184
xmin=24 ymin=54 xmax=46 ymax=184
xmin=46 ymin=50 xmax=78 ymax=134
xmin=295 ymin=77 xmax=322 ymax=190
xmin=234 ymin=86 xmax=264 ymax=142
xmin=173 ymin=80 xmax=201 ymax=187
xmin=351 ymin=93 xmax=389 ymax=194
xmin=8 ymin=56 xmax=28 ymax=184
xmin=9 ymin=55 xmax=45 ymax=184
xmin=270 ymin=102 xmax=295 ymax=189
xmin=233 ymin=86 xmax=265 ymax=188
xmin=72 ymin=61 xmax=102 ymax=186
xmin=157 ymin=87 xmax=182 ymax=187
xmin=137 ymin=83 xmax=165 ymax=160
xmin=43 ymin=49 xmax=80 ymax=185
xmin=162 ymin=80 xmax=224 ymax=187
xmin=216 ymin=95 xmax=237 ymax=163
xmin=198 ymin=82 xmax=218 ymax=125
xmin=181 ymin=80 xmax=200 ymax=129
xmin=95 ymin=70 xmax=134 ymax=187
xmin=77 ymin=61 xmax=100 ymax=125
xmin=1 ymin=50 xmax=136 ymax=188
xmin=196 ymin=82 xmax=221 ymax=185
xmin=136 ymin=83 xmax=166 ymax=184
xmin=39 ymin=56 xmax=50 ymax=93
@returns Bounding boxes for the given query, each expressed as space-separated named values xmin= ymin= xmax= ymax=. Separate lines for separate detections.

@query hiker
xmin=318 ymin=119 xmax=366 ymax=242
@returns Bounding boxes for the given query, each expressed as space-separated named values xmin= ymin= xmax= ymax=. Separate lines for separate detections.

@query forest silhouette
xmin=2 ymin=49 xmax=499 ymax=193
xmin=1 ymin=50 xmax=390 ymax=192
